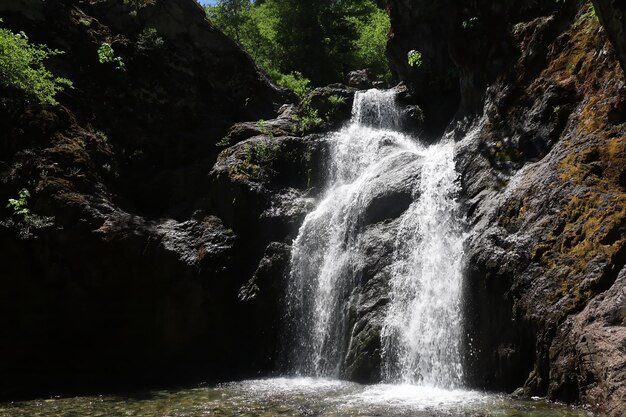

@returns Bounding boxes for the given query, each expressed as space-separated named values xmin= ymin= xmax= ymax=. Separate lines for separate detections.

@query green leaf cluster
xmin=7 ymin=189 xmax=30 ymax=216
xmin=328 ymin=94 xmax=346 ymax=106
xmin=294 ymin=101 xmax=323 ymax=134
xmin=407 ymin=50 xmax=423 ymax=68
xmin=97 ymin=43 xmax=125 ymax=70
xmin=3 ymin=188 xmax=55 ymax=239
xmin=137 ymin=28 xmax=164 ymax=51
xmin=274 ymin=71 xmax=311 ymax=100
xmin=0 ymin=19 xmax=72 ymax=105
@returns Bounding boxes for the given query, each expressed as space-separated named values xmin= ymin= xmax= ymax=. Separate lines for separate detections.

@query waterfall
xmin=380 ymin=140 xmax=465 ymax=387
xmin=286 ymin=89 xmax=465 ymax=388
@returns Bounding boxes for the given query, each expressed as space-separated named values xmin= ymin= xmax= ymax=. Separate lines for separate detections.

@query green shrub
xmin=3 ymin=188 xmax=55 ymax=239
xmin=257 ymin=119 xmax=274 ymax=139
xmin=206 ymin=1 xmax=392 ymax=87
xmin=244 ymin=140 xmax=278 ymax=165
xmin=137 ymin=28 xmax=164 ymax=51
xmin=328 ymin=94 xmax=346 ymax=106
xmin=123 ymin=0 xmax=156 ymax=13
xmin=7 ymin=189 xmax=30 ymax=215
xmin=295 ymin=102 xmax=323 ymax=134
xmin=275 ymin=71 xmax=311 ymax=100
xmin=462 ymin=17 xmax=478 ymax=29
xmin=97 ymin=43 xmax=125 ymax=70
xmin=0 ymin=19 xmax=72 ymax=105
xmin=352 ymin=7 xmax=392 ymax=82
xmin=407 ymin=50 xmax=423 ymax=67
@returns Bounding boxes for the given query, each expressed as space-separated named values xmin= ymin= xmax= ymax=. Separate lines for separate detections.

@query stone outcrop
xmin=0 ymin=0 xmax=300 ymax=400
xmin=387 ymin=0 xmax=626 ymax=415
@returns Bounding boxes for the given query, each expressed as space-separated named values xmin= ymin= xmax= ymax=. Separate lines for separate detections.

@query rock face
xmin=386 ymin=0 xmax=459 ymax=137
xmin=0 ymin=0 xmax=305 ymax=400
xmin=593 ymin=0 xmax=626 ymax=76
xmin=387 ymin=0 xmax=626 ymax=415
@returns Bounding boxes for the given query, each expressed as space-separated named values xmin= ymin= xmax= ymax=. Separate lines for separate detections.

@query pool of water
xmin=0 ymin=378 xmax=592 ymax=417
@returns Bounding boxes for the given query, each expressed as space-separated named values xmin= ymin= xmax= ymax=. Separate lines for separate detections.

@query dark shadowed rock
xmin=237 ymin=242 xmax=292 ymax=372
xmin=345 ymin=69 xmax=377 ymax=89
xmin=593 ymin=0 xmax=626 ymax=77
xmin=549 ymin=268 xmax=626 ymax=417
xmin=220 ymin=105 xmax=299 ymax=147
xmin=0 ymin=0 xmax=294 ymax=400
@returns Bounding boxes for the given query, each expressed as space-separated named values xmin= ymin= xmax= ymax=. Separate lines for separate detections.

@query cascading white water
xmin=381 ymin=140 xmax=465 ymax=387
xmin=286 ymin=89 xmax=465 ymax=388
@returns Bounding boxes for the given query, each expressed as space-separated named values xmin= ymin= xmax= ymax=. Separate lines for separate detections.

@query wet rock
xmin=359 ymin=152 xmax=421 ymax=226
xmin=298 ymin=85 xmax=357 ymax=133
xmin=208 ymin=134 xmax=329 ymax=234
xmin=343 ymin=220 xmax=397 ymax=382
xmin=549 ymin=268 xmax=626 ymax=417
xmin=338 ymin=150 xmax=423 ymax=382
xmin=221 ymin=105 xmax=299 ymax=147
xmin=237 ymin=242 xmax=292 ymax=372
xmin=261 ymin=188 xmax=318 ymax=241
xmin=345 ymin=69 xmax=378 ymax=89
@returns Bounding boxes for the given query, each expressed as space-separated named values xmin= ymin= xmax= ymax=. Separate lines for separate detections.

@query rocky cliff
xmin=0 ymin=0 xmax=302 ymax=399
xmin=387 ymin=0 xmax=626 ymax=415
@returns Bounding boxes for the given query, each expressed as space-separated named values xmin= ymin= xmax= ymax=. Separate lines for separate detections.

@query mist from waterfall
xmin=285 ymin=89 xmax=465 ymax=388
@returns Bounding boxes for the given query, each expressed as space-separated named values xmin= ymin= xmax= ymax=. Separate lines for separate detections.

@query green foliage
xmin=0 ymin=19 xmax=72 ymax=105
xmin=3 ymin=188 xmax=55 ymax=239
xmin=245 ymin=141 xmax=277 ymax=164
xmin=7 ymin=189 xmax=30 ymax=215
xmin=206 ymin=0 xmax=391 ymax=88
xmin=295 ymin=102 xmax=323 ymax=133
xmin=274 ymin=71 xmax=311 ymax=100
xmin=328 ymin=95 xmax=346 ymax=106
xmin=575 ymin=2 xmax=598 ymax=27
xmin=352 ymin=6 xmax=391 ymax=82
xmin=257 ymin=119 xmax=274 ymax=139
xmin=407 ymin=50 xmax=423 ymax=68
xmin=137 ymin=28 xmax=164 ymax=51
xmin=206 ymin=0 xmax=251 ymax=43
xmin=97 ymin=43 xmax=125 ymax=70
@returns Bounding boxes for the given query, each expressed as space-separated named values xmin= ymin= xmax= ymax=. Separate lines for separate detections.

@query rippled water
xmin=0 ymin=378 xmax=592 ymax=417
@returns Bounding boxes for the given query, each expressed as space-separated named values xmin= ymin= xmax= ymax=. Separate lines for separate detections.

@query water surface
xmin=0 ymin=378 xmax=592 ymax=417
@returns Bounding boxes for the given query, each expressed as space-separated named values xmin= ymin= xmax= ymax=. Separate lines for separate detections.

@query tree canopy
xmin=205 ymin=0 xmax=391 ymax=93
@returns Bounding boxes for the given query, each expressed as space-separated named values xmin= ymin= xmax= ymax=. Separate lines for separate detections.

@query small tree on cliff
xmin=0 ymin=19 xmax=72 ymax=104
